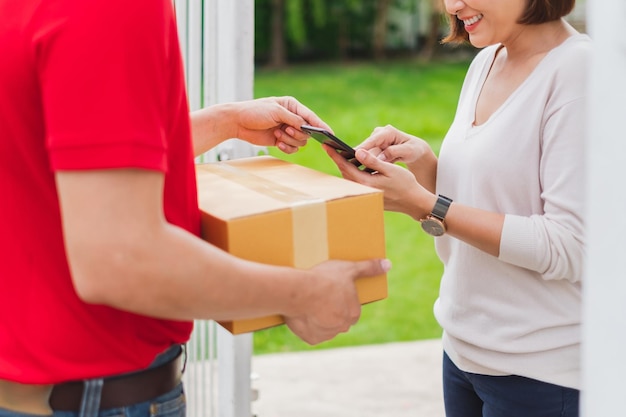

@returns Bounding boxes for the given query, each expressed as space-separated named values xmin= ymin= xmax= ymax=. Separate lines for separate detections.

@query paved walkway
xmin=250 ymin=339 xmax=445 ymax=417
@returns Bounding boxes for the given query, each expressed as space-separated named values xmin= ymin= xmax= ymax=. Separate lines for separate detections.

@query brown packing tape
xmin=290 ymin=200 xmax=329 ymax=269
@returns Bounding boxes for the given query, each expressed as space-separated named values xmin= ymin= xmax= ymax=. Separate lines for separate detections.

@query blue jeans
xmin=443 ymin=352 xmax=579 ymax=417
xmin=0 ymin=384 xmax=185 ymax=417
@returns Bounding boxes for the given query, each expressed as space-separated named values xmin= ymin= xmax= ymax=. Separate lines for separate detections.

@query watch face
xmin=421 ymin=218 xmax=446 ymax=237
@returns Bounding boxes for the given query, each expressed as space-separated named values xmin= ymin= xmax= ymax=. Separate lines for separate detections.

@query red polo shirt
xmin=0 ymin=0 xmax=197 ymax=383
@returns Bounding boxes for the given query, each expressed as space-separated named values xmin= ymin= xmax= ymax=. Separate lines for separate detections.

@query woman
xmin=325 ymin=0 xmax=589 ymax=416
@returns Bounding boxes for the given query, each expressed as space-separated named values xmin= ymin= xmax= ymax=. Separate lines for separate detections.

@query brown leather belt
xmin=49 ymin=353 xmax=183 ymax=411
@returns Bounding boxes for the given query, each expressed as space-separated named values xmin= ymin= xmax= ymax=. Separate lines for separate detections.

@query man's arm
xmin=56 ymin=168 xmax=389 ymax=344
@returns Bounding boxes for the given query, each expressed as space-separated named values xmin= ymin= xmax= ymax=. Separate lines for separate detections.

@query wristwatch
xmin=420 ymin=195 xmax=453 ymax=237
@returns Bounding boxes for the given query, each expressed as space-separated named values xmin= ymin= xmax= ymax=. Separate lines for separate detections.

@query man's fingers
xmin=272 ymin=105 xmax=307 ymax=133
xmin=276 ymin=96 xmax=332 ymax=132
xmin=350 ymin=258 xmax=392 ymax=282
xmin=275 ymin=127 xmax=308 ymax=154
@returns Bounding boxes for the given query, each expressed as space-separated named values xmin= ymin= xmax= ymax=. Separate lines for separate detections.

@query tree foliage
xmin=256 ymin=0 xmax=426 ymax=66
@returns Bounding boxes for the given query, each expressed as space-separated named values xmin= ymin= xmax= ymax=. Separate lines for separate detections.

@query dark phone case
xmin=301 ymin=125 xmax=376 ymax=174
xmin=301 ymin=125 xmax=356 ymax=158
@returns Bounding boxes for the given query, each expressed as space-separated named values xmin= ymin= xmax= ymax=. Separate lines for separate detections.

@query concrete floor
xmin=250 ymin=339 xmax=445 ymax=417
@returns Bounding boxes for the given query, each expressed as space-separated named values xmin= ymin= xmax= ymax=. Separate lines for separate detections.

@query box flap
xmin=196 ymin=155 xmax=381 ymax=220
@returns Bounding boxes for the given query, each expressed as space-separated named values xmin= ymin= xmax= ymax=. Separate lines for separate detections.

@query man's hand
xmin=191 ymin=96 xmax=331 ymax=156
xmin=233 ymin=96 xmax=331 ymax=154
xmin=283 ymin=258 xmax=391 ymax=345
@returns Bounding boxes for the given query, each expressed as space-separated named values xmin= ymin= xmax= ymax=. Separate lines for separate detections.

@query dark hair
xmin=442 ymin=0 xmax=576 ymax=44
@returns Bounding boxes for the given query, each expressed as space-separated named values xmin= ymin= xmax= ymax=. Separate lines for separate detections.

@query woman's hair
xmin=442 ymin=0 xmax=576 ymax=44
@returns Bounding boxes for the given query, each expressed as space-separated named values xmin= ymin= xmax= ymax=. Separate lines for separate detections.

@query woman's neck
xmin=501 ymin=19 xmax=578 ymax=63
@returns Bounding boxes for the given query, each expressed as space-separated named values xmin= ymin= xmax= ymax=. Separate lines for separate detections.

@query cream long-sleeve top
xmin=434 ymin=34 xmax=591 ymax=390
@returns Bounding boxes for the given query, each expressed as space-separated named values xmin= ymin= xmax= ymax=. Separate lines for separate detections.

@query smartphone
xmin=301 ymin=124 xmax=375 ymax=173
xmin=301 ymin=124 xmax=357 ymax=159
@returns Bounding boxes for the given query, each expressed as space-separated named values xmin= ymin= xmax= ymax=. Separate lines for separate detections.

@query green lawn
xmin=252 ymin=58 xmax=470 ymax=355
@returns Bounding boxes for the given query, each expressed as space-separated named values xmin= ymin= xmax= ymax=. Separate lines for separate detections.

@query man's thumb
xmin=353 ymin=258 xmax=392 ymax=281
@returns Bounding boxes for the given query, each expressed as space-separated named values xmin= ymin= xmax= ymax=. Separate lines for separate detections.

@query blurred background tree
xmin=255 ymin=0 xmax=586 ymax=67
xmin=255 ymin=0 xmax=461 ymax=67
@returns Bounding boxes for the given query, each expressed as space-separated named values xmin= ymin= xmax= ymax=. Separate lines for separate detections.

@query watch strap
xmin=431 ymin=195 xmax=453 ymax=221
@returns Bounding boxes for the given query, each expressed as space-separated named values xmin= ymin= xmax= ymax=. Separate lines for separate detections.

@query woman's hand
xmin=324 ymin=145 xmax=436 ymax=221
xmin=356 ymin=125 xmax=438 ymax=193
xmin=356 ymin=125 xmax=427 ymax=162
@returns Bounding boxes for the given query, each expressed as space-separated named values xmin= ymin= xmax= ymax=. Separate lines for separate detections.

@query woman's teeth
xmin=463 ymin=14 xmax=483 ymax=26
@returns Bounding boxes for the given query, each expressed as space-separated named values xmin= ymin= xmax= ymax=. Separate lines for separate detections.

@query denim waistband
xmin=150 ymin=344 xmax=184 ymax=369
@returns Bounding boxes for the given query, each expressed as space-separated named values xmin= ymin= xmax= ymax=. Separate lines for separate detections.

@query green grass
xmin=252 ymin=58 xmax=470 ymax=355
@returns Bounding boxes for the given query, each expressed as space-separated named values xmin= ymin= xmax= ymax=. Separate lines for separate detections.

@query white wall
xmin=582 ymin=0 xmax=626 ymax=415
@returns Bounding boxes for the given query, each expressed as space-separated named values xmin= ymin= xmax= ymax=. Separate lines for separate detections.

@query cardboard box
xmin=196 ymin=155 xmax=387 ymax=334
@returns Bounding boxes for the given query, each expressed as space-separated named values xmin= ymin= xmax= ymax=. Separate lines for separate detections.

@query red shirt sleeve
xmin=37 ymin=0 xmax=176 ymax=171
